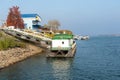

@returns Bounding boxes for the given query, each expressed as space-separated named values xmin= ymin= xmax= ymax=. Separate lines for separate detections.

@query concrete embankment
xmin=0 ymin=44 xmax=43 ymax=69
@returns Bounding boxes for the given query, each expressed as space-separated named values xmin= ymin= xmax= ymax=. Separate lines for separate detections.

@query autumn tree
xmin=6 ymin=6 xmax=24 ymax=29
xmin=47 ymin=20 xmax=60 ymax=30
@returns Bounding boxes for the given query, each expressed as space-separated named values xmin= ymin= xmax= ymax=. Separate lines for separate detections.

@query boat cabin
xmin=51 ymin=34 xmax=74 ymax=51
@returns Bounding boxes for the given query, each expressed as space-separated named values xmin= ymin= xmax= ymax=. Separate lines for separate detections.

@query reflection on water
xmin=0 ymin=53 xmax=74 ymax=80
xmin=47 ymin=58 xmax=73 ymax=80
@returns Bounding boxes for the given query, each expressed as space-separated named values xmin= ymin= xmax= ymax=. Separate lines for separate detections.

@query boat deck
xmin=46 ymin=43 xmax=76 ymax=58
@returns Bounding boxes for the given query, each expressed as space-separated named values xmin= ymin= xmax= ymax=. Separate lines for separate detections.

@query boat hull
xmin=46 ymin=43 xmax=76 ymax=58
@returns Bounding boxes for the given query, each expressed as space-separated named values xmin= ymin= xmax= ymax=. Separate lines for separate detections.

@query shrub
xmin=17 ymin=42 xmax=26 ymax=48
xmin=0 ymin=35 xmax=26 ymax=50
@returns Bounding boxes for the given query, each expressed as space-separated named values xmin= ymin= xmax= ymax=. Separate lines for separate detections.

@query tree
xmin=43 ymin=24 xmax=49 ymax=28
xmin=6 ymin=6 xmax=24 ymax=29
xmin=48 ymin=20 xmax=60 ymax=30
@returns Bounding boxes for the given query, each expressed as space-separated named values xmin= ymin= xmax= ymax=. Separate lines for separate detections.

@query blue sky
xmin=0 ymin=0 xmax=120 ymax=35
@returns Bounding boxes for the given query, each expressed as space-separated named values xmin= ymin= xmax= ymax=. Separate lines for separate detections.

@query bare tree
xmin=43 ymin=24 xmax=49 ymax=28
xmin=48 ymin=20 xmax=60 ymax=30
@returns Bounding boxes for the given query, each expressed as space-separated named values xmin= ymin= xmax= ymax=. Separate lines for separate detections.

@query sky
xmin=0 ymin=0 xmax=120 ymax=36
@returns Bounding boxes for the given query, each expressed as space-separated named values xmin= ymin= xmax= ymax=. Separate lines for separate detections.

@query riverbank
xmin=0 ymin=43 xmax=43 ymax=69
xmin=0 ymin=29 xmax=44 ymax=69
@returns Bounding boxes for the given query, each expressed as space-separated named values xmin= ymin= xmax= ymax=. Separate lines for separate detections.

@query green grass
xmin=0 ymin=32 xmax=2 ymax=37
xmin=0 ymin=31 xmax=26 ymax=50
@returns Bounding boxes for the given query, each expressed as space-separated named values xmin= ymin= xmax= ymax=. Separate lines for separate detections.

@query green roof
xmin=52 ymin=34 xmax=73 ymax=39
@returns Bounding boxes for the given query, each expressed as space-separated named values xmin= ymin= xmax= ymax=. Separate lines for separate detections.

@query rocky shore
xmin=0 ymin=44 xmax=43 ymax=69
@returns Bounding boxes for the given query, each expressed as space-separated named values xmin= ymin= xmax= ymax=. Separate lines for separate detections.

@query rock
xmin=0 ymin=44 xmax=43 ymax=69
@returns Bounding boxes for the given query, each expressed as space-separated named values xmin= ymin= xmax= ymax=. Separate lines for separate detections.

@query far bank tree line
xmin=6 ymin=6 xmax=60 ymax=30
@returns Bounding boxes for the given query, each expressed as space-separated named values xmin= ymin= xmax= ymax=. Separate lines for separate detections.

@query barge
xmin=2 ymin=28 xmax=76 ymax=57
xmin=47 ymin=34 xmax=76 ymax=57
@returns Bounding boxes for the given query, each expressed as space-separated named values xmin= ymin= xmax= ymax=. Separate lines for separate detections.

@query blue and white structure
xmin=21 ymin=14 xmax=42 ymax=30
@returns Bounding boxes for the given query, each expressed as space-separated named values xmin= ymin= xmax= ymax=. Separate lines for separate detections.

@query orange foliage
xmin=6 ymin=6 xmax=24 ymax=29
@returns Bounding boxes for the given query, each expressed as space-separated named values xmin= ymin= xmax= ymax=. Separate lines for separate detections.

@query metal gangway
xmin=2 ymin=28 xmax=52 ymax=48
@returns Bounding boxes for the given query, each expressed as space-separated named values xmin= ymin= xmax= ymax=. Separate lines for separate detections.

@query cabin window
xmin=32 ymin=20 xmax=40 ymax=25
xmin=73 ymin=41 xmax=75 ymax=43
xmin=41 ymin=32 xmax=44 ymax=34
xmin=49 ymin=32 xmax=52 ymax=34
xmin=62 ymin=41 xmax=64 ymax=44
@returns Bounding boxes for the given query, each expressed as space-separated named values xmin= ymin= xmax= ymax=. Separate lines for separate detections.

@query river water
xmin=0 ymin=36 xmax=120 ymax=80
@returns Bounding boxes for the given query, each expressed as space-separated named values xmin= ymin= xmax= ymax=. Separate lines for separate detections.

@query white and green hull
xmin=47 ymin=34 xmax=76 ymax=57
xmin=46 ymin=42 xmax=76 ymax=57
